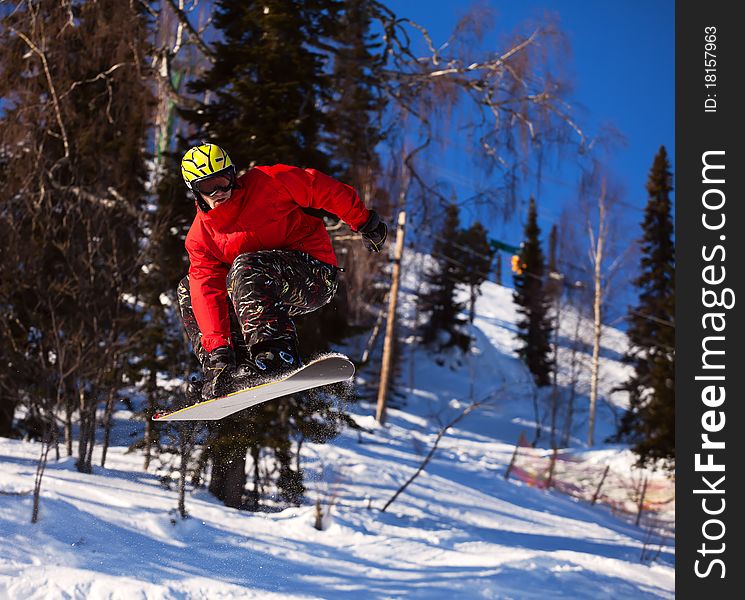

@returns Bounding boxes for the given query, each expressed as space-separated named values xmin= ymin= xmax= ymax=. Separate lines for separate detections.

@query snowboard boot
xmin=231 ymin=361 xmax=263 ymax=391
xmin=200 ymin=346 xmax=238 ymax=400
xmin=186 ymin=376 xmax=202 ymax=403
xmin=251 ymin=339 xmax=301 ymax=380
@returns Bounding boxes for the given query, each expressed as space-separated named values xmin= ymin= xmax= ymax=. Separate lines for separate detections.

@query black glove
xmin=359 ymin=210 xmax=388 ymax=253
xmin=201 ymin=345 xmax=236 ymax=400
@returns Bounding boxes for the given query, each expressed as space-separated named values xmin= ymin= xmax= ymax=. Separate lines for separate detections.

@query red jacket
xmin=185 ymin=164 xmax=370 ymax=353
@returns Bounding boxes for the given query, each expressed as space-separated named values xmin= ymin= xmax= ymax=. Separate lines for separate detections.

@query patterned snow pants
xmin=177 ymin=250 xmax=339 ymax=367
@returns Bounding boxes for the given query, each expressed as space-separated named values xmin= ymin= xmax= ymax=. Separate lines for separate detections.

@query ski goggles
xmin=194 ymin=170 xmax=235 ymax=197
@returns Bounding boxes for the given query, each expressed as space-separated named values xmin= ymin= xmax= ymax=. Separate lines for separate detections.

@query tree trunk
xmin=76 ymin=386 xmax=91 ymax=473
xmin=549 ymin=386 xmax=560 ymax=449
xmin=247 ymin=444 xmax=261 ymax=510
xmin=587 ymin=189 xmax=606 ymax=447
xmin=77 ymin=385 xmax=97 ymax=474
xmin=208 ymin=422 xmax=248 ymax=508
xmin=143 ymin=367 xmax=158 ymax=471
xmin=591 ymin=464 xmax=610 ymax=505
xmin=143 ymin=413 xmax=152 ymax=471
xmin=0 ymin=396 xmax=17 ymax=438
xmin=85 ymin=398 xmax=96 ymax=469
xmin=222 ymin=451 xmax=247 ymax=509
xmin=531 ymin=384 xmax=542 ymax=446
xmin=561 ymin=304 xmax=584 ymax=447
xmin=191 ymin=446 xmax=208 ymax=489
xmin=588 ymin=284 xmax=602 ymax=447
xmin=178 ymin=457 xmax=188 ymax=519
xmin=64 ymin=395 xmax=73 ymax=457
xmin=562 ymin=376 xmax=578 ymax=447
xmin=100 ymin=388 xmax=116 ymax=468
xmin=31 ymin=419 xmax=53 ymax=523
xmin=178 ymin=423 xmax=195 ymax=519
xmin=295 ymin=436 xmax=303 ymax=474
xmin=469 ymin=284 xmax=477 ymax=326
xmin=549 ymin=296 xmax=562 ymax=448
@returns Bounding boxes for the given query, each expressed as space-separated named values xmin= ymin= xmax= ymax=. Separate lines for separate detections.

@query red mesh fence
xmin=506 ymin=434 xmax=675 ymax=535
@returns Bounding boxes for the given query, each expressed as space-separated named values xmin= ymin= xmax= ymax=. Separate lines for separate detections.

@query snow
xmin=0 ymin=262 xmax=674 ymax=599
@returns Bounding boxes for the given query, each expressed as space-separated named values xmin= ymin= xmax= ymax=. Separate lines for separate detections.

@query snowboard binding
xmin=250 ymin=339 xmax=301 ymax=379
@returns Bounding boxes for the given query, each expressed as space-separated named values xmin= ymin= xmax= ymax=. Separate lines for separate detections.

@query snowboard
xmin=152 ymin=354 xmax=355 ymax=422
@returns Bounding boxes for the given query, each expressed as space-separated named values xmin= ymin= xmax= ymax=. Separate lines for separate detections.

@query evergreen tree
xmin=419 ymin=204 xmax=468 ymax=350
xmin=177 ymin=0 xmax=353 ymax=508
xmin=325 ymin=0 xmax=386 ymax=188
xmin=319 ymin=0 xmax=392 ymax=334
xmin=617 ymin=146 xmax=675 ymax=467
xmin=455 ymin=221 xmax=494 ymax=328
xmin=184 ymin=0 xmax=335 ymax=170
xmin=513 ymin=198 xmax=554 ymax=386
xmin=129 ymin=149 xmax=198 ymax=470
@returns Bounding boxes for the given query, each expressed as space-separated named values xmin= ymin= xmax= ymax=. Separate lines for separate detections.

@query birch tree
xmin=579 ymin=171 xmax=630 ymax=446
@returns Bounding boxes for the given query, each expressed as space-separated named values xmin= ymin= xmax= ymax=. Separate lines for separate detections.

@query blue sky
xmin=386 ymin=0 xmax=674 ymax=244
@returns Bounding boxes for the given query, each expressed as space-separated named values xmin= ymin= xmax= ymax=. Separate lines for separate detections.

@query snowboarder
xmin=177 ymin=143 xmax=387 ymax=401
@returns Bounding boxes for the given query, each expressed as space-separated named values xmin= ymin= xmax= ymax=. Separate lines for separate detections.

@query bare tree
xmin=151 ymin=0 xmax=215 ymax=178
xmin=559 ymin=289 xmax=591 ymax=447
xmin=177 ymin=421 xmax=201 ymax=519
xmin=367 ymin=4 xmax=586 ymax=219
xmin=1 ymin=1 xmax=154 ymax=514
xmin=380 ymin=399 xmax=483 ymax=513
xmin=586 ymin=181 xmax=608 ymax=446
xmin=553 ymin=161 xmax=631 ymax=447
xmin=584 ymin=178 xmax=633 ymax=445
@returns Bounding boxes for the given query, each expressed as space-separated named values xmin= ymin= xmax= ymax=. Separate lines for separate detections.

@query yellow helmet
xmin=181 ymin=143 xmax=235 ymax=189
xmin=181 ymin=143 xmax=237 ymax=212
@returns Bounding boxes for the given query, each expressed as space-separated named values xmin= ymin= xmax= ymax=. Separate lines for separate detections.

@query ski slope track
xmin=0 ymin=255 xmax=674 ymax=599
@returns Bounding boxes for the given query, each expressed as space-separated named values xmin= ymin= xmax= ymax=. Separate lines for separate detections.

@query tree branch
xmin=380 ymin=399 xmax=486 ymax=513
xmin=163 ymin=0 xmax=216 ymax=63
xmin=11 ymin=27 xmax=69 ymax=158
xmin=46 ymin=177 xmax=139 ymax=220
xmin=59 ymin=63 xmax=129 ymax=99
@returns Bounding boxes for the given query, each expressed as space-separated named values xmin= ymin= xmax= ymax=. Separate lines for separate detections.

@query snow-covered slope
xmin=0 ymin=267 xmax=674 ymax=599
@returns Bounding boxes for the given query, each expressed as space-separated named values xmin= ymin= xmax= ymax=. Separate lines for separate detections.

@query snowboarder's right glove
xmin=202 ymin=345 xmax=236 ymax=400
xmin=359 ymin=210 xmax=388 ymax=253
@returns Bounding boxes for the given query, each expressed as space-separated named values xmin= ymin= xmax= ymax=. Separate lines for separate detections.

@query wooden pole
xmin=545 ymin=447 xmax=559 ymax=489
xmin=504 ymin=431 xmax=527 ymax=480
xmin=591 ymin=464 xmax=610 ymax=505
xmin=376 ymin=210 xmax=406 ymax=424
xmin=635 ymin=475 xmax=649 ymax=527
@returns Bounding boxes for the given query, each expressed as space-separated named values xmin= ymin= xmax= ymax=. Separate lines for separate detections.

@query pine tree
xmin=419 ymin=204 xmax=468 ymax=350
xmin=325 ymin=0 xmax=385 ymax=188
xmin=178 ymin=0 xmax=351 ymax=508
xmin=455 ymin=221 xmax=494 ymax=328
xmin=130 ymin=149 xmax=198 ymax=471
xmin=513 ymin=198 xmax=554 ymax=387
xmin=311 ymin=0 xmax=391 ymax=333
xmin=184 ymin=0 xmax=334 ymax=170
xmin=617 ymin=146 xmax=675 ymax=467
